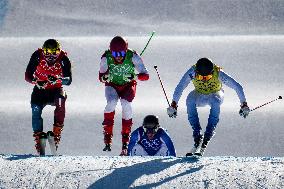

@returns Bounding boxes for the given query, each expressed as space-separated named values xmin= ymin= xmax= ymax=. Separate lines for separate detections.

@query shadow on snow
xmin=88 ymin=157 xmax=203 ymax=189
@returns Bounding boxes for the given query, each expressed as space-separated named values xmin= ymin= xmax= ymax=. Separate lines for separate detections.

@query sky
xmin=0 ymin=0 xmax=283 ymax=188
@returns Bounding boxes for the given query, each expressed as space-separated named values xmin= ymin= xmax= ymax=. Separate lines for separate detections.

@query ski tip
xmin=279 ymin=96 xmax=282 ymax=99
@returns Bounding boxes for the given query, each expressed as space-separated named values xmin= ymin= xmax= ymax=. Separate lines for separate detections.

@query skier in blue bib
xmin=167 ymin=58 xmax=250 ymax=156
xmin=128 ymin=115 xmax=176 ymax=156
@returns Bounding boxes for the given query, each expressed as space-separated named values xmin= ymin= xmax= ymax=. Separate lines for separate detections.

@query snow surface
xmin=0 ymin=0 xmax=284 ymax=188
xmin=0 ymin=155 xmax=283 ymax=189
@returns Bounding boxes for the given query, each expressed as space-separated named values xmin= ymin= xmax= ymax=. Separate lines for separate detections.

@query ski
xmin=193 ymin=153 xmax=203 ymax=157
xmin=39 ymin=132 xmax=47 ymax=156
xmin=185 ymin=154 xmax=201 ymax=161
xmin=186 ymin=153 xmax=202 ymax=158
xmin=47 ymin=131 xmax=57 ymax=156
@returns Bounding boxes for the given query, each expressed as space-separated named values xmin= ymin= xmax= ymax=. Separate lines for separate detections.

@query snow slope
xmin=1 ymin=0 xmax=284 ymax=37
xmin=0 ymin=1 xmax=284 ymax=188
xmin=0 ymin=155 xmax=283 ymax=189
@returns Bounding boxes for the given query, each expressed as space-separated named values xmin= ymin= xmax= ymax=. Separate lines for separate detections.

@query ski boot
xmin=53 ymin=123 xmax=63 ymax=150
xmin=102 ymin=111 xmax=115 ymax=152
xmin=119 ymin=132 xmax=130 ymax=156
xmin=119 ymin=142 xmax=128 ymax=156
xmin=103 ymin=133 xmax=112 ymax=151
xmin=186 ymin=135 xmax=203 ymax=157
xmin=33 ymin=132 xmax=47 ymax=156
xmin=194 ymin=137 xmax=210 ymax=157
xmin=103 ymin=143 xmax=112 ymax=151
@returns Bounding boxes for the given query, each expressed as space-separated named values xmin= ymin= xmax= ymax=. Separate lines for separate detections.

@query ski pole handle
xmin=154 ymin=65 xmax=171 ymax=107
xmin=140 ymin=31 xmax=155 ymax=56
xmin=250 ymin=96 xmax=282 ymax=112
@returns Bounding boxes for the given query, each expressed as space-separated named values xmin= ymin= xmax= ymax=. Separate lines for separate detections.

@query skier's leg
xmin=185 ymin=91 xmax=205 ymax=156
xmin=53 ymin=123 xmax=63 ymax=150
xmin=121 ymin=99 xmax=132 ymax=146
xmin=33 ymin=132 xmax=47 ymax=155
xmin=53 ymin=90 xmax=67 ymax=150
xmin=200 ymin=91 xmax=224 ymax=156
xmin=103 ymin=86 xmax=119 ymax=150
xmin=186 ymin=91 xmax=202 ymax=141
xmin=155 ymin=143 xmax=170 ymax=156
xmin=31 ymin=104 xmax=44 ymax=133
xmin=31 ymin=103 xmax=45 ymax=154
xmin=130 ymin=144 xmax=149 ymax=156
xmin=103 ymin=111 xmax=115 ymax=151
xmin=119 ymin=83 xmax=136 ymax=155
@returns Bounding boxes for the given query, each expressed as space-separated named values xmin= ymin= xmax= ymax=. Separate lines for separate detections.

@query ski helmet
xmin=42 ymin=39 xmax=61 ymax=55
xmin=109 ymin=36 xmax=128 ymax=52
xmin=142 ymin=115 xmax=160 ymax=129
xmin=195 ymin=58 xmax=214 ymax=76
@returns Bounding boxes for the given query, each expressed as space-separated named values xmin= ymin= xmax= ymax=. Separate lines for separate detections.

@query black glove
xmin=31 ymin=77 xmax=38 ymax=84
xmin=127 ymin=74 xmax=135 ymax=80
xmin=123 ymin=73 xmax=137 ymax=82
xmin=239 ymin=102 xmax=250 ymax=118
xmin=36 ymin=80 xmax=48 ymax=89
xmin=48 ymin=75 xmax=58 ymax=85
xmin=101 ymin=74 xmax=110 ymax=83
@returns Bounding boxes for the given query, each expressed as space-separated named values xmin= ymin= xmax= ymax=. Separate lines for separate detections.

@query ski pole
xmin=250 ymin=96 xmax=282 ymax=112
xmin=154 ymin=65 xmax=171 ymax=107
xmin=140 ymin=31 xmax=155 ymax=56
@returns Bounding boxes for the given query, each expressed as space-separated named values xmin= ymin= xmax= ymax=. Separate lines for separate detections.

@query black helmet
xmin=195 ymin=58 xmax=214 ymax=76
xmin=42 ymin=39 xmax=61 ymax=54
xmin=110 ymin=36 xmax=128 ymax=52
xmin=142 ymin=115 xmax=160 ymax=129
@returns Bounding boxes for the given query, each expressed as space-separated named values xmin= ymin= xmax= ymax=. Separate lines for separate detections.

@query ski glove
xmin=137 ymin=73 xmax=149 ymax=81
xmin=36 ymin=80 xmax=48 ymax=89
xmin=239 ymin=102 xmax=250 ymax=118
xmin=123 ymin=73 xmax=137 ymax=82
xmin=100 ymin=74 xmax=111 ymax=83
xmin=60 ymin=77 xmax=71 ymax=85
xmin=48 ymin=75 xmax=59 ymax=85
xmin=167 ymin=101 xmax=178 ymax=118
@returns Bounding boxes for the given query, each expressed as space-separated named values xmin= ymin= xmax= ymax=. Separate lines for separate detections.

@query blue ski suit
xmin=127 ymin=126 xmax=176 ymax=156
xmin=172 ymin=65 xmax=247 ymax=140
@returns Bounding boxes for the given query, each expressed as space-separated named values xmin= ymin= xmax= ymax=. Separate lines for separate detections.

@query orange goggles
xmin=195 ymin=74 xmax=213 ymax=81
xmin=43 ymin=48 xmax=60 ymax=56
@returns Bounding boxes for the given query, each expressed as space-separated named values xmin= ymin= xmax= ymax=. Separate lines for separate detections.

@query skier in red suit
xmin=99 ymin=36 xmax=149 ymax=155
xmin=25 ymin=39 xmax=72 ymax=155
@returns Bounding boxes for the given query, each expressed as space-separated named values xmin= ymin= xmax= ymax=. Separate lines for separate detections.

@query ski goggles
xmin=143 ymin=125 xmax=158 ymax=134
xmin=43 ymin=48 xmax=61 ymax=56
xmin=195 ymin=74 xmax=213 ymax=81
xmin=111 ymin=51 xmax=126 ymax=58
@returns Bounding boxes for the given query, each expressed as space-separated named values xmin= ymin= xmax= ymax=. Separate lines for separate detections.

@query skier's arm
xmin=132 ymin=52 xmax=149 ymax=81
xmin=127 ymin=128 xmax=141 ymax=156
xmin=25 ymin=51 xmax=40 ymax=84
xmin=172 ymin=66 xmax=195 ymax=104
xmin=160 ymin=129 xmax=176 ymax=156
xmin=98 ymin=55 xmax=109 ymax=82
xmin=60 ymin=55 xmax=72 ymax=85
xmin=219 ymin=70 xmax=246 ymax=104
